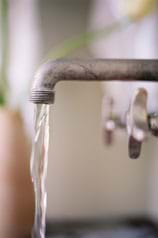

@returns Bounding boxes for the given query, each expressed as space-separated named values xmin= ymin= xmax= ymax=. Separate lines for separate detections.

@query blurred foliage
xmin=44 ymin=0 xmax=157 ymax=62
xmin=0 ymin=0 xmax=8 ymax=106
xmin=121 ymin=0 xmax=157 ymax=20
xmin=44 ymin=17 xmax=130 ymax=62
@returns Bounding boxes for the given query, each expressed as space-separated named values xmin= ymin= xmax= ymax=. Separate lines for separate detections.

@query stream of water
xmin=31 ymin=104 xmax=50 ymax=238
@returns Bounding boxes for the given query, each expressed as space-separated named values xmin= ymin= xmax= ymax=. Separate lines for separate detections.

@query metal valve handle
xmin=126 ymin=88 xmax=148 ymax=159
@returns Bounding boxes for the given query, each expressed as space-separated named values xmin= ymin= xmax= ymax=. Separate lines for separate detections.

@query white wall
xmin=47 ymin=81 xmax=148 ymax=219
xmin=146 ymin=139 xmax=158 ymax=220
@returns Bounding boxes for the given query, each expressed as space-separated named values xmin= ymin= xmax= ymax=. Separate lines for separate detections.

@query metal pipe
xmin=30 ymin=59 xmax=158 ymax=104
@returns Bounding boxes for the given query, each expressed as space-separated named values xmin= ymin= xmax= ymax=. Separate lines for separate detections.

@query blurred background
xmin=1 ymin=0 xmax=158 ymax=237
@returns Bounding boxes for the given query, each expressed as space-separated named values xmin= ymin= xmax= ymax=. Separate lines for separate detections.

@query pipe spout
xmin=30 ymin=59 xmax=158 ymax=104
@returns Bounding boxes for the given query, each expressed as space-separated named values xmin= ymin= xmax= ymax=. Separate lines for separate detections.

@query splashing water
xmin=31 ymin=104 xmax=50 ymax=238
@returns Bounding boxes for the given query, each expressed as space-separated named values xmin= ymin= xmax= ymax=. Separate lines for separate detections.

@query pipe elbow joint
xmin=31 ymin=60 xmax=60 ymax=104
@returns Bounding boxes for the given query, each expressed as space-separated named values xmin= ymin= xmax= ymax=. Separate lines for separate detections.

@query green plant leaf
xmin=0 ymin=92 xmax=6 ymax=105
xmin=0 ymin=0 xmax=9 ymax=106
xmin=42 ymin=17 xmax=131 ymax=63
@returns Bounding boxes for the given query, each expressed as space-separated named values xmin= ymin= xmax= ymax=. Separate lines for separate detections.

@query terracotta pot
xmin=0 ymin=108 xmax=34 ymax=238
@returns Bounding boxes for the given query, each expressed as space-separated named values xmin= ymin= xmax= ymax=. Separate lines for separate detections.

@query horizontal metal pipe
xmin=30 ymin=59 xmax=158 ymax=104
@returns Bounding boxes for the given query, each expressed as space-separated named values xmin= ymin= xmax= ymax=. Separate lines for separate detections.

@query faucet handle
xmin=103 ymin=119 xmax=116 ymax=145
xmin=128 ymin=136 xmax=142 ymax=159
xmin=148 ymin=113 xmax=158 ymax=137
xmin=126 ymin=88 xmax=148 ymax=159
xmin=102 ymin=96 xmax=116 ymax=145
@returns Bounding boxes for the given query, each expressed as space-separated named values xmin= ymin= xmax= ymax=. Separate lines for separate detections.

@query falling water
xmin=31 ymin=104 xmax=50 ymax=238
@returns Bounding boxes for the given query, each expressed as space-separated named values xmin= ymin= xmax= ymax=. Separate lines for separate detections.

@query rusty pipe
xmin=30 ymin=59 xmax=158 ymax=104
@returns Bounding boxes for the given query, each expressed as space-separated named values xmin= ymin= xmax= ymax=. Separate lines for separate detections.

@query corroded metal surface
xmin=31 ymin=59 xmax=158 ymax=104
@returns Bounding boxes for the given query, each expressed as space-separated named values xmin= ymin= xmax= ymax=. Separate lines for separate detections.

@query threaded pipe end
xmin=30 ymin=90 xmax=55 ymax=104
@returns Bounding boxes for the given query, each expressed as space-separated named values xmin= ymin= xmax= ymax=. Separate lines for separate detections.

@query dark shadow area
xmin=46 ymin=217 xmax=158 ymax=237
